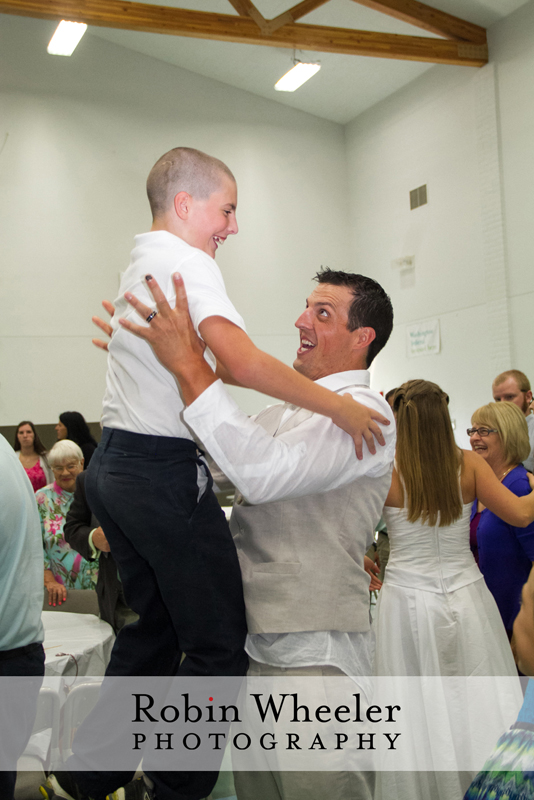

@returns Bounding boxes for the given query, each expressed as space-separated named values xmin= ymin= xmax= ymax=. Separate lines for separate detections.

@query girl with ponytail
xmin=374 ymin=379 xmax=534 ymax=800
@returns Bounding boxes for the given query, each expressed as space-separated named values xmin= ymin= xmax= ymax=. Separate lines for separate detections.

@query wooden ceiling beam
xmin=228 ymin=0 xmax=331 ymax=36
xmin=284 ymin=0 xmax=332 ymax=23
xmin=350 ymin=0 xmax=487 ymax=43
xmin=226 ymin=0 xmax=255 ymax=15
xmin=259 ymin=11 xmax=293 ymax=34
xmin=0 ymin=0 xmax=488 ymax=65
xmin=226 ymin=0 xmax=267 ymax=35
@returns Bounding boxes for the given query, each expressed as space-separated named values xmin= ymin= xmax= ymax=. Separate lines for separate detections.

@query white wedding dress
xmin=374 ymin=503 xmax=523 ymax=800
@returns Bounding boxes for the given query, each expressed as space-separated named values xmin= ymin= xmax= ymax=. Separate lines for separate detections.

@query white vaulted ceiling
xmin=87 ymin=0 xmax=530 ymax=123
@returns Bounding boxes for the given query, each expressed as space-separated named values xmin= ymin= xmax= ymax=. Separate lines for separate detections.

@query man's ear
xmin=353 ymin=327 xmax=376 ymax=352
xmin=174 ymin=191 xmax=192 ymax=221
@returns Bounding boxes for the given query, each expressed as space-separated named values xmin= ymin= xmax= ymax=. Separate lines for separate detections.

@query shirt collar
xmin=314 ymin=370 xmax=370 ymax=393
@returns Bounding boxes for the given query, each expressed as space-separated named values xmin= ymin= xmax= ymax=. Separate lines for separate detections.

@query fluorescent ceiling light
xmin=47 ymin=21 xmax=87 ymax=56
xmin=274 ymin=62 xmax=321 ymax=92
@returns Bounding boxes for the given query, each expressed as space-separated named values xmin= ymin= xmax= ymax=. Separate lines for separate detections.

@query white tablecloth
xmin=42 ymin=611 xmax=115 ymax=677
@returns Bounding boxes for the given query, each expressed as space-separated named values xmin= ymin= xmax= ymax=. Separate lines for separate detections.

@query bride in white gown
xmin=374 ymin=380 xmax=534 ymax=800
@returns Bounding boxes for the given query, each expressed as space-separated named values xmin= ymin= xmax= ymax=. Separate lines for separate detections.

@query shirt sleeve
xmin=508 ymin=473 xmax=534 ymax=560
xmin=184 ymin=380 xmax=396 ymax=505
xmin=88 ymin=529 xmax=100 ymax=561
xmin=113 ymin=249 xmax=246 ymax=337
xmin=179 ymin=252 xmax=246 ymax=334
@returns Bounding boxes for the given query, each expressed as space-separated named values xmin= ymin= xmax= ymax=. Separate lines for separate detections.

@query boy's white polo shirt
xmin=101 ymin=231 xmax=245 ymax=439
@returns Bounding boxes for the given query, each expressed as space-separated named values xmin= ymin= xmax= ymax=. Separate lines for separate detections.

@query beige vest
xmin=230 ymin=396 xmax=392 ymax=634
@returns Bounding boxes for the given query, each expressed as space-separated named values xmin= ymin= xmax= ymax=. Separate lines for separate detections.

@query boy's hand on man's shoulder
xmin=334 ymin=393 xmax=390 ymax=461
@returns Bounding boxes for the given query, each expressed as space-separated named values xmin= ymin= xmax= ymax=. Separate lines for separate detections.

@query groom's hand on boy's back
xmin=92 ymin=273 xmax=216 ymax=405
xmin=91 ymin=278 xmax=229 ymax=386
xmin=92 ymin=275 xmax=205 ymax=371
xmin=120 ymin=273 xmax=209 ymax=381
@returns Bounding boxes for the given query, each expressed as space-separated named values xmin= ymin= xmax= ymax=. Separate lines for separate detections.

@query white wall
xmin=0 ymin=15 xmax=351 ymax=425
xmin=344 ymin=1 xmax=534 ymax=447
xmin=491 ymin=3 xmax=534 ymax=373
xmin=3 ymin=4 xmax=534 ymax=435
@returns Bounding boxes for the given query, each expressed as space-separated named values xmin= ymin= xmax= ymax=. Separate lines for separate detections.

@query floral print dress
xmin=36 ymin=481 xmax=98 ymax=589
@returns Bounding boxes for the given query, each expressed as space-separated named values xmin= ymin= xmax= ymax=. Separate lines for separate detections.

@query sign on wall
xmin=406 ymin=319 xmax=440 ymax=358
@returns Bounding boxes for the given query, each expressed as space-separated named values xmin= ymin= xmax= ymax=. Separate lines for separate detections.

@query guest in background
xmin=13 ymin=420 xmax=53 ymax=492
xmin=37 ymin=440 xmax=98 ymax=606
xmin=464 ymin=565 xmax=534 ymax=800
xmin=374 ymin=381 xmax=534 ymax=800
xmin=64 ymin=471 xmax=138 ymax=632
xmin=56 ymin=411 xmax=98 ymax=468
xmin=492 ymin=369 xmax=534 ymax=472
xmin=470 ymin=401 xmax=534 ymax=638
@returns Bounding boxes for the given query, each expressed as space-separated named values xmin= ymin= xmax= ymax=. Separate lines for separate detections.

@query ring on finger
xmin=146 ymin=310 xmax=158 ymax=323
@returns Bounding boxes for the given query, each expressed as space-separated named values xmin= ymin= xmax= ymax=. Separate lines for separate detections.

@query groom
xmin=120 ymin=266 xmax=396 ymax=800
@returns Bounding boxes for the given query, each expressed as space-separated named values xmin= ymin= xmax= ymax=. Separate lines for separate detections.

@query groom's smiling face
xmin=293 ymin=284 xmax=360 ymax=381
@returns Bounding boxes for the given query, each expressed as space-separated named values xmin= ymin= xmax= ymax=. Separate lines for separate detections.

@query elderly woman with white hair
xmin=36 ymin=440 xmax=98 ymax=606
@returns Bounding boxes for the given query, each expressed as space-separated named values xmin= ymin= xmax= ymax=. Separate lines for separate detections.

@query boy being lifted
xmin=60 ymin=147 xmax=389 ymax=800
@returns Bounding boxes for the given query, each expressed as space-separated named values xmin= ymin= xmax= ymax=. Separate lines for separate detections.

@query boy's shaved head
xmin=147 ymin=147 xmax=235 ymax=219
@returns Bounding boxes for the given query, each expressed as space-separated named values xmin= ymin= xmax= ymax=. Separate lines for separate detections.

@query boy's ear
xmin=174 ymin=191 xmax=192 ymax=221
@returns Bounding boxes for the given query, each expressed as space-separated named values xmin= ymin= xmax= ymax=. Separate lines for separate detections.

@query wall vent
xmin=410 ymin=184 xmax=427 ymax=210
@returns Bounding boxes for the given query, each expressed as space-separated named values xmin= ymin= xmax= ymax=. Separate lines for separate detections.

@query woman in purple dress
xmin=470 ymin=401 xmax=534 ymax=639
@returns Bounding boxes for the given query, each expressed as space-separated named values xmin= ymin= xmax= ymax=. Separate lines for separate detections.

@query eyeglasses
xmin=466 ymin=427 xmax=498 ymax=438
xmin=52 ymin=462 xmax=80 ymax=474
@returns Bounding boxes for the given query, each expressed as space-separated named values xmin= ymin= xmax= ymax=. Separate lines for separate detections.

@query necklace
xmin=499 ymin=465 xmax=516 ymax=482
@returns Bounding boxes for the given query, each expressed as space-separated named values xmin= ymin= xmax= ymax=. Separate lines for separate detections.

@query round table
xmin=42 ymin=611 xmax=115 ymax=677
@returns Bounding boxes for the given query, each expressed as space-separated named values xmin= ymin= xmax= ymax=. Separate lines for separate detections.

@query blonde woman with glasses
xmin=469 ymin=401 xmax=534 ymax=639
xmin=374 ymin=380 xmax=534 ymax=800
xmin=36 ymin=440 xmax=98 ymax=606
